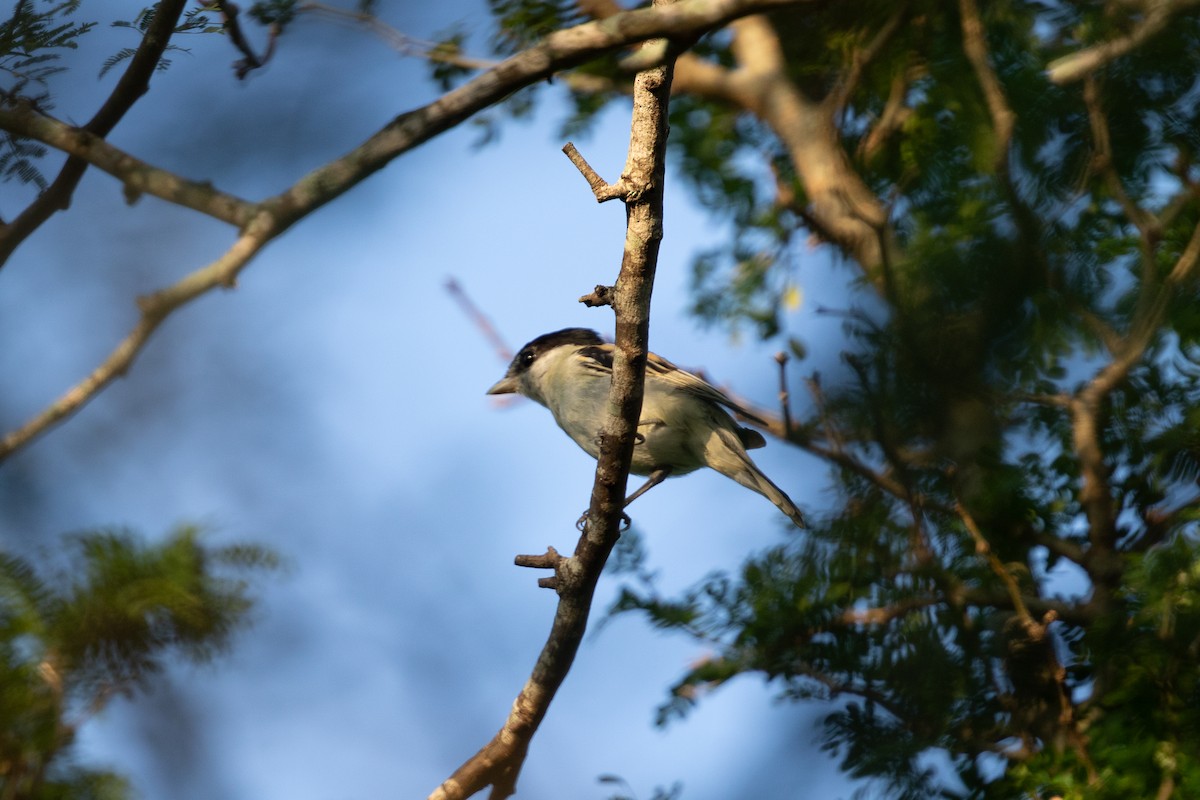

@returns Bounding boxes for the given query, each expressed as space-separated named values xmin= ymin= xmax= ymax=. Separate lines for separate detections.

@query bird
xmin=486 ymin=327 xmax=806 ymax=528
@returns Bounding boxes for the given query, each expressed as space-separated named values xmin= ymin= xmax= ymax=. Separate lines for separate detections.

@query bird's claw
xmin=575 ymin=510 xmax=632 ymax=532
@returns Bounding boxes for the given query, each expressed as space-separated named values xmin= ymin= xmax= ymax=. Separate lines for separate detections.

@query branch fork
xmin=562 ymin=142 xmax=646 ymax=203
xmin=514 ymin=546 xmax=571 ymax=591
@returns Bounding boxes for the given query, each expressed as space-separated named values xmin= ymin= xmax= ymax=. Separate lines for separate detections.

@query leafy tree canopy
xmin=0 ymin=527 xmax=276 ymax=800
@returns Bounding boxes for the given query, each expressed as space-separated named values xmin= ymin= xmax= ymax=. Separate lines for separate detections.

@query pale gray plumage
xmin=487 ymin=328 xmax=806 ymax=528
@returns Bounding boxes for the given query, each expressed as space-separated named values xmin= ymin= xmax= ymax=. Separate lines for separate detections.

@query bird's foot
xmin=576 ymin=510 xmax=631 ymax=532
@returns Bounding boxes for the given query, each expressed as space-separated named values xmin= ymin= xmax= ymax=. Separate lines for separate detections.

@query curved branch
xmin=0 ymin=212 xmax=279 ymax=460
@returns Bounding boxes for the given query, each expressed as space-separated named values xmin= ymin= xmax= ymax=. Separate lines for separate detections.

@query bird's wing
xmin=573 ymin=343 xmax=767 ymax=426
xmin=647 ymin=352 xmax=768 ymax=426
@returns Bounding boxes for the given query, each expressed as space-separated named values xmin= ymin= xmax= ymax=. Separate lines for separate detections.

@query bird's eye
xmin=520 ymin=350 xmax=536 ymax=367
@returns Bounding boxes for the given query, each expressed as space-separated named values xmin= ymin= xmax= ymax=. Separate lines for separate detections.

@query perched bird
xmin=487 ymin=328 xmax=806 ymax=527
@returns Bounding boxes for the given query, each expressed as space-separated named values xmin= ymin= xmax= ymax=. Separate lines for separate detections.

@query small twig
xmin=957 ymin=500 xmax=1035 ymax=628
xmin=774 ymin=351 xmax=793 ymax=433
xmin=445 ymin=277 xmax=513 ymax=362
xmin=1016 ymin=391 xmax=1071 ymax=409
xmin=579 ymin=284 xmax=616 ymax=308
xmin=300 ymin=2 xmax=499 ymax=70
xmin=515 ymin=546 xmax=567 ymax=591
xmin=1083 ymin=76 xmax=1159 ymax=245
xmin=562 ymin=142 xmax=630 ymax=202
xmin=835 ymin=596 xmax=939 ymax=627
xmin=857 ymin=66 xmax=915 ymax=162
xmin=215 ymin=0 xmax=277 ymax=79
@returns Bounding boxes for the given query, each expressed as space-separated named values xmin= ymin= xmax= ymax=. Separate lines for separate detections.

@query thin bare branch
xmin=299 ymin=2 xmax=499 ymax=71
xmin=428 ymin=6 xmax=679 ymax=797
xmin=835 ymin=596 xmax=938 ymax=626
xmin=774 ymin=351 xmax=793 ymax=433
xmin=233 ymin=0 xmax=812 ymax=218
xmin=445 ymin=278 xmax=513 ymax=363
xmin=0 ymin=212 xmax=278 ymax=460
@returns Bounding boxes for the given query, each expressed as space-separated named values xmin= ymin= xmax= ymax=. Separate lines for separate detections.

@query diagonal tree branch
xmin=0 ymin=211 xmax=280 ymax=460
xmin=0 ymin=0 xmax=190 ymax=267
xmin=1046 ymin=0 xmax=1200 ymax=85
xmin=428 ymin=10 xmax=678 ymax=800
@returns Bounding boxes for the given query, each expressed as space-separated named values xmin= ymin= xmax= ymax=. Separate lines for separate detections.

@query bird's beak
xmin=486 ymin=376 xmax=519 ymax=395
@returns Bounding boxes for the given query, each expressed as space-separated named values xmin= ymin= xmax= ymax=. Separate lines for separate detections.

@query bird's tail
xmin=708 ymin=428 xmax=807 ymax=528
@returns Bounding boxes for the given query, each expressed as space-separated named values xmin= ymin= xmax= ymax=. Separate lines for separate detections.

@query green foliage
xmin=0 ymin=0 xmax=93 ymax=96
xmin=486 ymin=0 xmax=583 ymax=55
xmin=0 ymin=0 xmax=94 ymax=189
xmin=0 ymin=527 xmax=276 ymax=799
xmin=427 ymin=24 xmax=471 ymax=92
xmin=103 ymin=5 xmax=223 ymax=79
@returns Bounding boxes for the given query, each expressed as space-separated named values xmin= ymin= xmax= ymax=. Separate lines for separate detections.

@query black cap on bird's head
xmin=487 ymin=328 xmax=603 ymax=395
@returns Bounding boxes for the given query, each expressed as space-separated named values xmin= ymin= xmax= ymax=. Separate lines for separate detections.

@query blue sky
xmin=1 ymin=3 xmax=867 ymax=798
